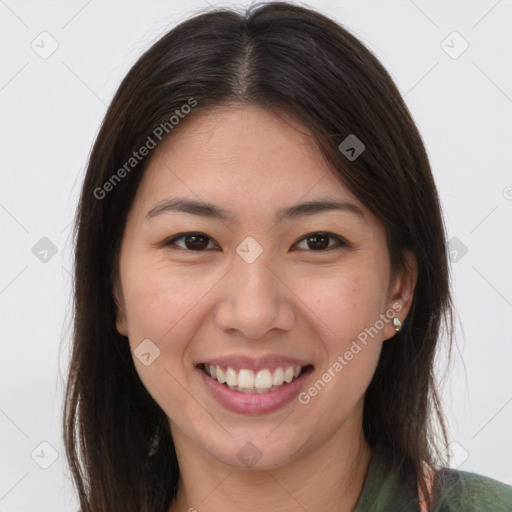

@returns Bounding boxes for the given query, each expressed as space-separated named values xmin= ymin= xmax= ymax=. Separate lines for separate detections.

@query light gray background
xmin=1 ymin=0 xmax=511 ymax=510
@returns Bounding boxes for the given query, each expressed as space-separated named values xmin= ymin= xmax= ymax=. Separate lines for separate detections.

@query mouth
xmin=197 ymin=363 xmax=314 ymax=394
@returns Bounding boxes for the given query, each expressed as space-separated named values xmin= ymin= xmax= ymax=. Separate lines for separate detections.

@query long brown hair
xmin=63 ymin=2 xmax=453 ymax=510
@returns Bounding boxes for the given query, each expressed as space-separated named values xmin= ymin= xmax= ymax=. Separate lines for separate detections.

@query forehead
xmin=131 ymin=104 xmax=368 ymax=222
xmin=151 ymin=104 xmax=327 ymax=177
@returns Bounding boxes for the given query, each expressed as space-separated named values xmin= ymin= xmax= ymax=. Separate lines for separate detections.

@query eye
xmin=294 ymin=232 xmax=347 ymax=251
xmin=163 ymin=232 xmax=218 ymax=251
xmin=162 ymin=231 xmax=347 ymax=252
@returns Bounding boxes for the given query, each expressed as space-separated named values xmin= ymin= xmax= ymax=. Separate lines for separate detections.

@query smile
xmin=199 ymin=363 xmax=311 ymax=393
xmin=196 ymin=362 xmax=314 ymax=415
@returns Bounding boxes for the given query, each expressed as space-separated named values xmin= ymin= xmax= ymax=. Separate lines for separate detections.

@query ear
xmin=383 ymin=250 xmax=418 ymax=341
xmin=113 ymin=279 xmax=129 ymax=337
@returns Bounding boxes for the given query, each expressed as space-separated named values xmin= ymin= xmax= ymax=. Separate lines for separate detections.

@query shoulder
xmin=432 ymin=467 xmax=512 ymax=511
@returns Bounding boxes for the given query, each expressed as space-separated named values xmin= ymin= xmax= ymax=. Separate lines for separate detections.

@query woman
xmin=63 ymin=2 xmax=512 ymax=511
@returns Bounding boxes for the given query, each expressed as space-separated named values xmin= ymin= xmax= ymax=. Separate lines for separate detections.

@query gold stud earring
xmin=392 ymin=317 xmax=402 ymax=332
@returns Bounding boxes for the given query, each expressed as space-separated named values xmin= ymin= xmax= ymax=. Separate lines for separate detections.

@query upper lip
xmin=197 ymin=355 xmax=314 ymax=373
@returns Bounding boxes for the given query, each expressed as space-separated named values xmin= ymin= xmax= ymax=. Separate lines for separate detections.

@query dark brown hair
xmin=63 ymin=2 xmax=453 ymax=510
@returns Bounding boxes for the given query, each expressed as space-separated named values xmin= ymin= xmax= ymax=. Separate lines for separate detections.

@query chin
xmin=200 ymin=430 xmax=310 ymax=471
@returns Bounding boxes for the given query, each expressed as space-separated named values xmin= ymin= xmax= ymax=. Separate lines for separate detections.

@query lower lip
xmin=196 ymin=366 xmax=314 ymax=415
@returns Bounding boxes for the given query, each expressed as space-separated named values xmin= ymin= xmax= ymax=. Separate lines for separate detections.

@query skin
xmin=114 ymin=104 xmax=417 ymax=512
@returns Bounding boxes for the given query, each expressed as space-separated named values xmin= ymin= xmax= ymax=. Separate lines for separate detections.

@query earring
xmin=392 ymin=317 xmax=401 ymax=332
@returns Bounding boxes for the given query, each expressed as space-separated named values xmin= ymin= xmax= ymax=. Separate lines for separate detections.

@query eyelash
xmin=162 ymin=231 xmax=348 ymax=253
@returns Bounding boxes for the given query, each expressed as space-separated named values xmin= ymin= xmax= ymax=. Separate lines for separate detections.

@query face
xmin=114 ymin=105 xmax=416 ymax=470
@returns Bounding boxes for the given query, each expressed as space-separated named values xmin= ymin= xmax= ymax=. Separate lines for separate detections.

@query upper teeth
xmin=205 ymin=365 xmax=303 ymax=389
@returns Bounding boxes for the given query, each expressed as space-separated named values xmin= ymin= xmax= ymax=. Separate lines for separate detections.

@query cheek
xmin=122 ymin=260 xmax=218 ymax=343
xmin=292 ymin=268 xmax=387 ymax=428
xmin=293 ymin=264 xmax=388 ymax=396
xmin=294 ymin=265 xmax=388 ymax=346
xmin=121 ymin=259 xmax=232 ymax=404
xmin=120 ymin=263 xmax=216 ymax=416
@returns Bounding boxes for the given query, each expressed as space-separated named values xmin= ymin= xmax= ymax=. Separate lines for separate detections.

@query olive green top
xmin=354 ymin=444 xmax=512 ymax=511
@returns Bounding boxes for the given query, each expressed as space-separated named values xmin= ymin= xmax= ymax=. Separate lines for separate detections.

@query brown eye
xmin=164 ymin=233 xmax=215 ymax=251
xmin=295 ymin=232 xmax=346 ymax=251
xmin=163 ymin=231 xmax=346 ymax=253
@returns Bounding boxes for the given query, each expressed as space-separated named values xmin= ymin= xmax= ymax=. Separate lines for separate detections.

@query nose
xmin=213 ymin=254 xmax=296 ymax=340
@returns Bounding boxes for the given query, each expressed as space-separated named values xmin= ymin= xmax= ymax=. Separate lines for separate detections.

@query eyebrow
xmin=145 ymin=197 xmax=365 ymax=223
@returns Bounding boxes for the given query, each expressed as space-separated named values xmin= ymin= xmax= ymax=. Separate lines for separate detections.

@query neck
xmin=168 ymin=415 xmax=372 ymax=512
